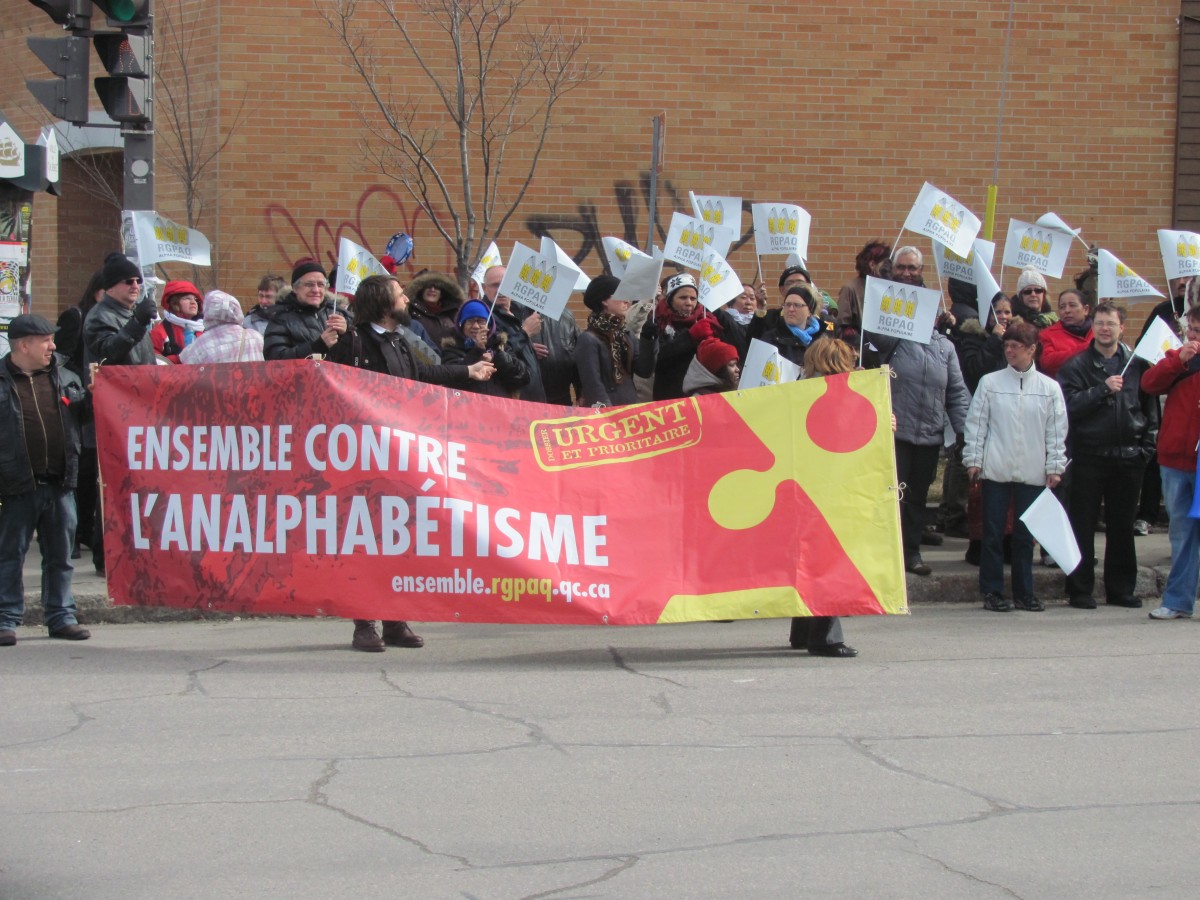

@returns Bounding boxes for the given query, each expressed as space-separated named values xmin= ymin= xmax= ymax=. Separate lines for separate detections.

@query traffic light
xmin=25 ymin=1 xmax=93 ymax=125
xmin=93 ymin=31 xmax=151 ymax=125
xmin=93 ymin=1 xmax=150 ymax=28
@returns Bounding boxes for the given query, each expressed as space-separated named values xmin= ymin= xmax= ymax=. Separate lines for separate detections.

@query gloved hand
xmin=640 ymin=319 xmax=658 ymax=341
xmin=689 ymin=317 xmax=720 ymax=343
xmin=133 ymin=297 xmax=157 ymax=326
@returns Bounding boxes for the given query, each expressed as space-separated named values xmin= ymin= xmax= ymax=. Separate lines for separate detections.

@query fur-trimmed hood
xmin=407 ymin=272 xmax=465 ymax=316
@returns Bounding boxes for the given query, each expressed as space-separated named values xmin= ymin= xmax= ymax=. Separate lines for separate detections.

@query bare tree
xmin=323 ymin=0 xmax=596 ymax=286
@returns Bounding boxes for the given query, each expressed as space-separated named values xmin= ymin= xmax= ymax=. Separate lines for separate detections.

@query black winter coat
xmin=325 ymin=323 xmax=470 ymax=387
xmin=441 ymin=334 xmax=531 ymax=398
xmin=1056 ymin=342 xmax=1158 ymax=460
xmin=0 ymin=358 xmax=85 ymax=496
xmin=263 ymin=295 xmax=347 ymax=361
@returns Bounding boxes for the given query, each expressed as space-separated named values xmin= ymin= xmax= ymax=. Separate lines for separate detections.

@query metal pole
xmin=646 ymin=115 xmax=663 ymax=254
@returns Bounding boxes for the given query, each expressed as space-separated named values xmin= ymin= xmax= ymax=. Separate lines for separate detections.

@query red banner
xmin=94 ymin=362 xmax=906 ymax=624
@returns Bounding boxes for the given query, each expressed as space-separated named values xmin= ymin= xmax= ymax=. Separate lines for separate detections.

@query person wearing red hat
xmin=682 ymin=336 xmax=740 ymax=396
xmin=151 ymin=279 xmax=205 ymax=363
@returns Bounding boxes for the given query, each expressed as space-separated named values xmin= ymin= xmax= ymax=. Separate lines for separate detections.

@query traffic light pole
xmin=123 ymin=130 xmax=153 ymax=211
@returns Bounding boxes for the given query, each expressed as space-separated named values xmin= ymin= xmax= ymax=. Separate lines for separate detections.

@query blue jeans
xmin=1160 ymin=466 xmax=1200 ymax=614
xmin=0 ymin=484 xmax=79 ymax=631
xmin=980 ymin=480 xmax=1042 ymax=600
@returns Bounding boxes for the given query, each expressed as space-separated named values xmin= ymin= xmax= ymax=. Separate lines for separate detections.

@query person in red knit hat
xmin=682 ymin=336 xmax=741 ymax=396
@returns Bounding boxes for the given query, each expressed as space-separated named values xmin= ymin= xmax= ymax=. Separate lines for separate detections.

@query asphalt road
xmin=3 ymin=604 xmax=1199 ymax=899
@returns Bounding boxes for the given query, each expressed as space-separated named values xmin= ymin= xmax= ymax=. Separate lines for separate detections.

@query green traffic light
xmin=97 ymin=1 xmax=143 ymax=22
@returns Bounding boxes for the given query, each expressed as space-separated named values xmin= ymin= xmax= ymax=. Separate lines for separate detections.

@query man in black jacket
xmin=0 ymin=316 xmax=89 ymax=645
xmin=1057 ymin=301 xmax=1158 ymax=609
xmin=325 ymin=275 xmax=494 ymax=652
xmin=263 ymin=260 xmax=347 ymax=360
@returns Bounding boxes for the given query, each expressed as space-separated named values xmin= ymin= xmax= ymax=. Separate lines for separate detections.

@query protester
xmin=789 ymin=337 xmax=861 ymax=657
xmin=890 ymin=246 xmax=925 ymax=287
xmin=638 ymin=273 xmax=717 ymax=400
xmin=55 ymin=270 xmax=104 ymax=560
xmin=0 ymin=315 xmax=90 ymax=645
xmin=863 ymin=278 xmax=970 ymax=577
xmin=964 ymin=321 xmax=1068 ymax=612
xmin=576 ymin=275 xmax=639 ymax=407
xmin=480 ymin=265 xmax=547 ymax=402
xmin=1141 ymin=305 xmax=1200 ymax=620
xmin=151 ymin=280 xmax=205 ymax=363
xmin=263 ymin=260 xmax=347 ymax=360
xmin=441 ymin=300 xmax=531 ymax=398
xmin=748 ymin=263 xmax=815 ymax=343
xmin=682 ymin=336 xmax=740 ymax=396
xmin=325 ymin=275 xmax=495 ymax=651
xmin=714 ymin=284 xmax=757 ymax=360
xmin=1056 ymin=301 xmax=1157 ymax=609
xmin=180 ymin=291 xmax=265 ymax=364
xmin=954 ymin=293 xmax=1014 ymax=565
xmin=759 ymin=284 xmax=830 ymax=370
xmin=244 ymin=274 xmax=285 ymax=335
xmin=82 ymin=252 xmax=158 ymax=576
xmin=1039 ymin=288 xmax=1092 ymax=377
xmin=1132 ymin=276 xmax=1193 ymax=535
xmin=406 ymin=271 xmax=465 ymax=345
xmin=1011 ymin=267 xmax=1057 ymax=330
xmin=835 ymin=238 xmax=889 ymax=342
xmin=509 ymin=291 xmax=579 ymax=405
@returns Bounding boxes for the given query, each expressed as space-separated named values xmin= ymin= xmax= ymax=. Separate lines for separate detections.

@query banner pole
xmin=890 ymin=226 xmax=904 ymax=256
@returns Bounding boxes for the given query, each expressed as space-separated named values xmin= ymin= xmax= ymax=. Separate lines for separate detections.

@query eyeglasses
xmin=1020 ymin=287 xmax=1045 ymax=296
xmin=894 ymin=264 xmax=920 ymax=273
xmin=297 ymin=281 xmax=328 ymax=290
xmin=123 ymin=277 xmax=144 ymax=286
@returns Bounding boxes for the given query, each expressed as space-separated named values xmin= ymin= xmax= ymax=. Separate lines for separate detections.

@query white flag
xmin=470 ymin=241 xmax=504 ymax=287
xmin=335 ymin=237 xmax=388 ymax=295
xmin=861 ymin=276 xmax=942 ymax=345
xmin=499 ymin=242 xmax=573 ymax=320
xmin=688 ymin=192 xmax=743 ymax=232
xmin=664 ymin=212 xmax=735 ymax=270
xmin=1132 ymin=314 xmax=1183 ymax=366
xmin=539 ymin=237 xmax=590 ymax=292
xmin=1036 ymin=212 xmax=1082 ymax=237
xmin=902 ymin=182 xmax=981 ymax=257
xmin=611 ymin=248 xmax=665 ymax=302
xmin=1097 ymin=249 xmax=1164 ymax=299
xmin=1019 ymin=488 xmax=1082 ymax=574
xmin=975 ymin=251 xmax=1003 ymax=327
xmin=696 ymin=247 xmax=742 ymax=313
xmin=127 ymin=210 xmax=212 ymax=267
xmin=751 ymin=203 xmax=812 ymax=259
xmin=602 ymin=236 xmax=651 ymax=279
xmin=1001 ymin=218 xmax=1073 ymax=279
xmin=1158 ymin=229 xmax=1200 ymax=280
xmin=932 ymin=237 xmax=994 ymax=286
xmin=739 ymin=338 xmax=802 ymax=389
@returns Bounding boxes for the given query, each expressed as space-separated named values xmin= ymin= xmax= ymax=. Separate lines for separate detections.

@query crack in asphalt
xmin=378 ymin=668 xmax=569 ymax=754
xmin=520 ymin=855 xmax=640 ymax=899
xmin=0 ymin=702 xmax=94 ymax=749
xmin=607 ymin=646 xmax=689 ymax=688
xmin=843 ymin=736 xmax=1017 ymax=811
xmin=182 ymin=659 xmax=227 ymax=696
xmin=903 ymin=848 xmax=1026 ymax=898
xmin=305 ymin=757 xmax=473 ymax=867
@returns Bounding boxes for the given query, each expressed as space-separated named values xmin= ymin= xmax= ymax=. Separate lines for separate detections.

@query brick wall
xmin=1 ymin=0 xmax=1184 ymax=325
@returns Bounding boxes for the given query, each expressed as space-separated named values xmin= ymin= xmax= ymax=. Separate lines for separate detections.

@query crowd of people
xmin=3 ymin=236 xmax=1198 ymax=654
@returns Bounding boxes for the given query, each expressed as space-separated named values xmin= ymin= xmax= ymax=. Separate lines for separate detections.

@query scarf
xmin=724 ymin=308 xmax=753 ymax=326
xmin=1062 ymin=317 xmax=1092 ymax=338
xmin=587 ymin=312 xmax=631 ymax=383
xmin=162 ymin=310 xmax=205 ymax=346
xmin=654 ymin=296 xmax=710 ymax=336
xmin=786 ymin=317 xmax=822 ymax=346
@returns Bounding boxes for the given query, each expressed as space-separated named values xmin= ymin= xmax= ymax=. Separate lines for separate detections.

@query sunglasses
xmin=1020 ymin=287 xmax=1045 ymax=296
xmin=123 ymin=277 xmax=144 ymax=286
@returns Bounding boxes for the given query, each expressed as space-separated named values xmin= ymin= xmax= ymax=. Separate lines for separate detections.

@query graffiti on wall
xmin=262 ymin=173 xmax=756 ymax=279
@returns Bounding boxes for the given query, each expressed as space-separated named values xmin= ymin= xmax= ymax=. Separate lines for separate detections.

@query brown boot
xmin=351 ymin=620 xmax=385 ymax=652
xmin=381 ymin=620 xmax=424 ymax=648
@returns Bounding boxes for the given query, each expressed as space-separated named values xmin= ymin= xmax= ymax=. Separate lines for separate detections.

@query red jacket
xmin=1142 ymin=347 xmax=1200 ymax=471
xmin=1038 ymin=321 xmax=1091 ymax=377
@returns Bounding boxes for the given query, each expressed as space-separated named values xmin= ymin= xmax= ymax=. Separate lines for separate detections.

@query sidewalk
xmin=17 ymin=525 xmax=1178 ymax=625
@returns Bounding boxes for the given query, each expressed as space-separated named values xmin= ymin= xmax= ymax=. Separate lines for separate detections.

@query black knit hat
xmin=583 ymin=274 xmax=621 ymax=312
xmin=291 ymin=259 xmax=325 ymax=285
xmin=101 ymin=252 xmax=141 ymax=290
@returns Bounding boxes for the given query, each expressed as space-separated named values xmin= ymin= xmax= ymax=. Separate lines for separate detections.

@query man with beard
xmin=325 ymin=274 xmax=495 ymax=652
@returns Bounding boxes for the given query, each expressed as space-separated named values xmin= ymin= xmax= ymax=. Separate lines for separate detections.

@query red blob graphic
xmin=806 ymin=374 xmax=878 ymax=454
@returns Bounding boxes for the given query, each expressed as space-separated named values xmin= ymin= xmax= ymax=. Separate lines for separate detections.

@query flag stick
xmin=890 ymin=226 xmax=904 ymax=256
